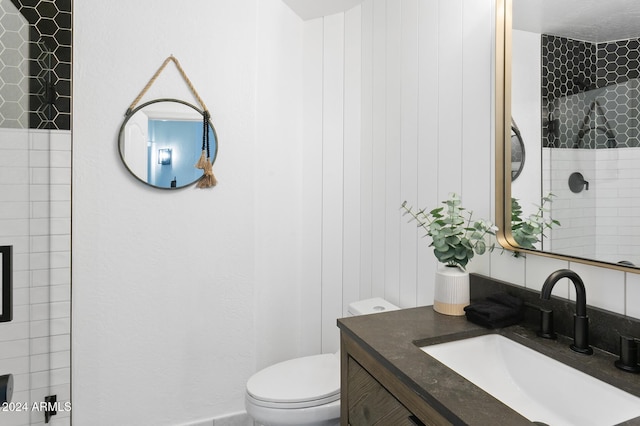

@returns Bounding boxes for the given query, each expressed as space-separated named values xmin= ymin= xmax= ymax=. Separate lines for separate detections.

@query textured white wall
xmin=73 ymin=0 xmax=304 ymax=424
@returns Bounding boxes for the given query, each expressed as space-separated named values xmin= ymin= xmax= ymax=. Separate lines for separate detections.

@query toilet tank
xmin=347 ymin=297 xmax=399 ymax=316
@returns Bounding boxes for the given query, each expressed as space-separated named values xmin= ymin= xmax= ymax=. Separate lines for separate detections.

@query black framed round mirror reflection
xmin=511 ymin=119 xmax=525 ymax=181
xmin=118 ymin=98 xmax=218 ymax=189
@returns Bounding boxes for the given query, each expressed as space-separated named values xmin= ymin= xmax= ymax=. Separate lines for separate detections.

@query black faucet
xmin=540 ymin=269 xmax=593 ymax=355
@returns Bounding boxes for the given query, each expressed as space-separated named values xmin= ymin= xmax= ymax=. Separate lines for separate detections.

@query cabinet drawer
xmin=347 ymin=356 xmax=419 ymax=426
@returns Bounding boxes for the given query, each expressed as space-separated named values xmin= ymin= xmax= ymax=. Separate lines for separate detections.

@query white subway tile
xmin=49 ymin=235 xmax=70 ymax=252
xmin=570 ymin=263 xmax=625 ymax=314
xmin=50 ymin=201 xmax=71 ymax=218
xmin=29 ymin=185 xmax=49 ymax=202
xmin=12 ymin=271 xmax=29 ymax=289
xmin=50 ymin=285 xmax=70 ymax=303
xmin=0 ymin=185 xmax=29 ymax=202
xmin=30 ymin=370 xmax=49 ymax=389
xmin=49 ymin=131 xmax=71 ymax=151
xmin=29 ymin=218 xmax=51 ymax=236
xmin=30 ymin=236 xmax=50 ymax=253
xmin=29 ymin=130 xmax=51 ymax=150
xmin=29 ymin=320 xmax=50 ymax=339
xmin=30 ymin=353 xmax=50 ymax=372
xmin=50 ymin=168 xmax=71 ymax=185
xmin=13 ymin=288 xmax=30 ymax=307
xmin=49 ymin=151 xmax=71 ymax=168
xmin=48 ymin=335 xmax=70 ymax=353
xmin=0 ymin=322 xmax=29 ymax=342
xmin=29 ymin=337 xmax=49 ymax=355
xmin=31 ymin=202 xmax=50 ymax=219
xmin=49 ymin=268 xmax=70 ymax=286
xmin=30 ymin=303 xmax=50 ymax=321
xmin=627 ymin=273 xmax=640 ymax=319
xmin=29 ymin=287 xmax=49 ymax=304
xmin=0 ymin=129 xmax=29 ymax=147
xmin=0 ymin=355 xmax=29 ymax=375
xmin=30 ymin=167 xmax=50 ymax=185
xmin=49 ymin=367 xmax=70 ymax=386
xmin=11 ymin=373 xmax=30 ymax=394
xmin=29 ymin=151 xmax=50 ymax=168
xmin=47 ymin=382 xmax=71 ymax=401
xmin=50 ymin=318 xmax=70 ymax=336
xmin=0 ymin=150 xmax=28 ymax=168
xmin=49 ymin=413 xmax=71 ymax=426
xmin=12 ymin=253 xmax=29 ymax=272
xmin=49 ymin=185 xmax=71 ymax=202
xmin=523 ymin=255 xmax=570 ymax=296
xmin=0 ymin=339 xmax=29 ymax=359
xmin=49 ymin=302 xmax=70 ymax=320
xmin=11 ymin=305 xmax=29 ymax=323
xmin=0 ymin=236 xmax=28 ymax=252
xmin=0 ymin=168 xmax=29 ymax=184
xmin=48 ymin=351 xmax=71 ymax=371
xmin=31 ymin=269 xmax=50 ymax=287
xmin=50 ymin=218 xmax=70 ymax=235
xmin=50 ymin=252 xmax=70 ymax=269
xmin=490 ymin=250 xmax=526 ymax=286
xmin=29 ymin=252 xmax=50 ymax=270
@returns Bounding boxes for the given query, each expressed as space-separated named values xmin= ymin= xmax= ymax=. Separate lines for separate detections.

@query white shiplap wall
xmin=301 ymin=0 xmax=495 ymax=353
xmin=300 ymin=0 xmax=640 ymax=354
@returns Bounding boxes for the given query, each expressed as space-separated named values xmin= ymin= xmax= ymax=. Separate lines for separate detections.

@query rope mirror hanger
xmin=125 ymin=55 xmax=217 ymax=188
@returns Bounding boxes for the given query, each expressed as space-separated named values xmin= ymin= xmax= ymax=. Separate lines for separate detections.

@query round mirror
xmin=118 ymin=99 xmax=218 ymax=189
xmin=510 ymin=119 xmax=525 ymax=181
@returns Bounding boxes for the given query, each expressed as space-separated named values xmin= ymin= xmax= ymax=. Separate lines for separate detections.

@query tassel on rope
xmin=196 ymin=160 xmax=217 ymax=188
xmin=195 ymin=150 xmax=208 ymax=169
xmin=196 ymin=110 xmax=217 ymax=188
xmin=194 ymin=111 xmax=209 ymax=170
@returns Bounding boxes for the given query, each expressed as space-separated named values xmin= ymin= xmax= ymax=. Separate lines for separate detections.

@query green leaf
xmin=475 ymin=240 xmax=487 ymax=255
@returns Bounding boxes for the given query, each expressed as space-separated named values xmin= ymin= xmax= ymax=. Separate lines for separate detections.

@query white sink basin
xmin=421 ymin=334 xmax=640 ymax=426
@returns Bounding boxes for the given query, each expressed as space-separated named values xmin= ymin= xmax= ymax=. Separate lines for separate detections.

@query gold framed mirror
xmin=496 ymin=0 xmax=640 ymax=273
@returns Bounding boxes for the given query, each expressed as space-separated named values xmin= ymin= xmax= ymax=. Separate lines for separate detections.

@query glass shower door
xmin=0 ymin=0 xmax=72 ymax=424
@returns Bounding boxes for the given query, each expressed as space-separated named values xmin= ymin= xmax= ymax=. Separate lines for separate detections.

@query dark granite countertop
xmin=337 ymin=306 xmax=640 ymax=426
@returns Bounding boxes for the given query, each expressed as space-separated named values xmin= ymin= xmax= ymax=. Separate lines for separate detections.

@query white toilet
xmin=245 ymin=297 xmax=399 ymax=426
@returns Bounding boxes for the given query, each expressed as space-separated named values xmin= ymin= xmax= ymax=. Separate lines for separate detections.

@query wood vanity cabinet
xmin=340 ymin=333 xmax=452 ymax=426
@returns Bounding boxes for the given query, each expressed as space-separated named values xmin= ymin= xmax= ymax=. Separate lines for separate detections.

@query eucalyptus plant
xmin=511 ymin=193 xmax=560 ymax=250
xmin=401 ymin=193 xmax=497 ymax=270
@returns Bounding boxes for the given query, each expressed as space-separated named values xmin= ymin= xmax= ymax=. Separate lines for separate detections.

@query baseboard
xmin=180 ymin=411 xmax=253 ymax=426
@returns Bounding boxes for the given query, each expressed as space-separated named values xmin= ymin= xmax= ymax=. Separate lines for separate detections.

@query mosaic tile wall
xmin=542 ymin=34 xmax=640 ymax=149
xmin=0 ymin=1 xmax=28 ymax=127
xmin=0 ymin=0 xmax=72 ymax=130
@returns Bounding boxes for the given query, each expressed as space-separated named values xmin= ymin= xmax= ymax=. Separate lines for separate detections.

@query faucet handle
xmin=615 ymin=335 xmax=640 ymax=373
xmin=537 ymin=308 xmax=557 ymax=340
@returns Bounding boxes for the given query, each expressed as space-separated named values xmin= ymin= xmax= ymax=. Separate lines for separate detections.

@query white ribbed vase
xmin=433 ymin=265 xmax=470 ymax=316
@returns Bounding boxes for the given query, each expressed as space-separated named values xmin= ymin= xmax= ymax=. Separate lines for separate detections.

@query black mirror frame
xmin=118 ymin=98 xmax=218 ymax=190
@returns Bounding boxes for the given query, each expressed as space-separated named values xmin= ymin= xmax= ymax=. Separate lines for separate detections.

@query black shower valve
xmin=0 ymin=374 xmax=13 ymax=404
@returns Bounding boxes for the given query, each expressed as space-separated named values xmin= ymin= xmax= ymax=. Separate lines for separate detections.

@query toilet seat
xmin=246 ymin=353 xmax=340 ymax=409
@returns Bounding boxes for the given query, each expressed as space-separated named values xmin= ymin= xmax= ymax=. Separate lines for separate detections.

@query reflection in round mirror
xmin=511 ymin=119 xmax=525 ymax=181
xmin=118 ymin=99 xmax=218 ymax=189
